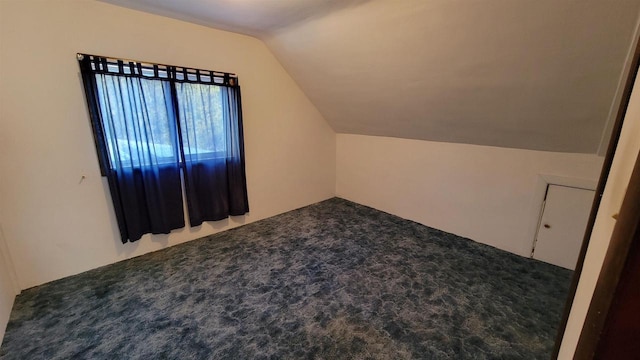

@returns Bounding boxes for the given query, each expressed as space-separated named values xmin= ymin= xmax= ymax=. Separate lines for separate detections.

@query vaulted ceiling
xmin=100 ymin=0 xmax=640 ymax=154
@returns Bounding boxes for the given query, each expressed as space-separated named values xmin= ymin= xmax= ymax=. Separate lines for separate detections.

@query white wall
xmin=0 ymin=224 xmax=19 ymax=345
xmin=0 ymin=0 xmax=335 ymax=289
xmin=558 ymin=59 xmax=640 ymax=359
xmin=336 ymin=134 xmax=603 ymax=257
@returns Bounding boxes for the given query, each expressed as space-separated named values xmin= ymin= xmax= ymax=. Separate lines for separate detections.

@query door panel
xmin=533 ymin=185 xmax=595 ymax=270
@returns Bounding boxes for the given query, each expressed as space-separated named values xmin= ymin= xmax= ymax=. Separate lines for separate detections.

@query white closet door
xmin=533 ymin=184 xmax=595 ymax=270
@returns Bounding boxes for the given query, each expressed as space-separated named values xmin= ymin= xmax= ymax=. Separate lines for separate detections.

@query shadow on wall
xmin=270 ymin=0 xmax=372 ymax=32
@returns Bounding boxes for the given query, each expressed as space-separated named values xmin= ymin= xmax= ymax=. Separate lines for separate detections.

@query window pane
xmin=94 ymin=74 xmax=178 ymax=168
xmin=174 ymin=82 xmax=226 ymax=161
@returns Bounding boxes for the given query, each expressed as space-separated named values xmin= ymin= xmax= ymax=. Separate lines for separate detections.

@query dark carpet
xmin=0 ymin=198 xmax=571 ymax=359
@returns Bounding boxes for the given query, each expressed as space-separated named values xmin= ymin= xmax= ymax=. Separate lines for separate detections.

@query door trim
xmin=551 ymin=29 xmax=640 ymax=359
xmin=574 ymin=150 xmax=640 ymax=358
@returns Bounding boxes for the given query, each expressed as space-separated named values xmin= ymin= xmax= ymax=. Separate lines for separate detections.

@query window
xmin=95 ymin=75 xmax=179 ymax=168
xmin=79 ymin=54 xmax=249 ymax=243
xmin=175 ymin=82 xmax=227 ymax=161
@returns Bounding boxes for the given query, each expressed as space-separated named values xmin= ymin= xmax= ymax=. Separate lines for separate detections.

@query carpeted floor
xmin=0 ymin=198 xmax=571 ymax=359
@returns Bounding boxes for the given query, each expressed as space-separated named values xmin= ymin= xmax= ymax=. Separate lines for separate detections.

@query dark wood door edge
xmin=551 ymin=32 xmax=640 ymax=359
xmin=574 ymin=150 xmax=640 ymax=359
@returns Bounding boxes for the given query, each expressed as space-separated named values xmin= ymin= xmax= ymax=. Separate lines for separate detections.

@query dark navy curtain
xmin=79 ymin=54 xmax=249 ymax=242
xmin=174 ymin=83 xmax=249 ymax=226
xmin=92 ymin=74 xmax=185 ymax=242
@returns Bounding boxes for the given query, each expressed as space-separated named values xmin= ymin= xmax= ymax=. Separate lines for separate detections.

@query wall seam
xmin=597 ymin=11 xmax=640 ymax=156
xmin=0 ymin=223 xmax=20 ymax=294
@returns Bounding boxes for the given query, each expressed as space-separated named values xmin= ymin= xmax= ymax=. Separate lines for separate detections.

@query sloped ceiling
xmin=100 ymin=0 xmax=640 ymax=153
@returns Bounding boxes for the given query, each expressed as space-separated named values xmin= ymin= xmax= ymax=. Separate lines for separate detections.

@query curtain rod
xmin=76 ymin=53 xmax=238 ymax=78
